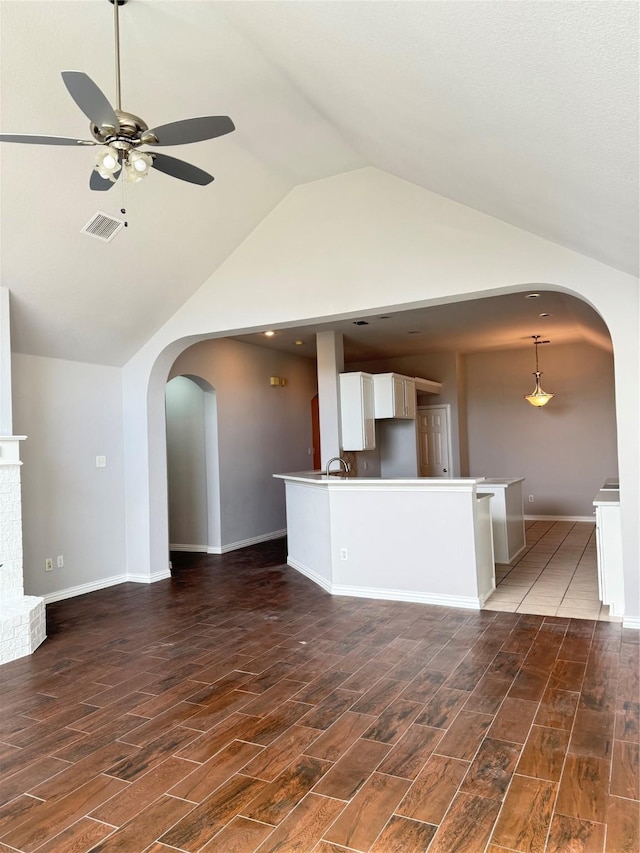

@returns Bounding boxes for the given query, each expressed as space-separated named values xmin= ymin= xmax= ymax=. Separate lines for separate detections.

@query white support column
xmin=0 ymin=289 xmax=46 ymax=664
xmin=316 ymin=331 xmax=344 ymax=467
xmin=0 ymin=437 xmax=46 ymax=664
xmin=0 ymin=288 xmax=13 ymax=435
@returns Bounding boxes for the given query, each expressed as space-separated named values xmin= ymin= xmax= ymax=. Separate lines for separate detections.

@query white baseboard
xmin=623 ymin=615 xmax=640 ymax=630
xmin=332 ymin=584 xmax=484 ymax=610
xmin=42 ymin=574 xmax=128 ymax=604
xmin=507 ymin=543 xmax=528 ymax=563
xmin=287 ymin=558 xmax=332 ymax=594
xmin=127 ymin=569 xmax=172 ymax=584
xmin=287 ymin=558 xmax=483 ymax=609
xmin=525 ymin=515 xmax=595 ymax=523
xmin=169 ymin=544 xmax=207 ymax=553
xmin=208 ymin=529 xmax=287 ymax=555
xmin=479 ymin=584 xmax=496 ymax=607
xmin=41 ymin=568 xmax=171 ymax=603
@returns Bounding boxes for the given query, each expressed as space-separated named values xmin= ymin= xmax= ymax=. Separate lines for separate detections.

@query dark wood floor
xmin=0 ymin=539 xmax=638 ymax=853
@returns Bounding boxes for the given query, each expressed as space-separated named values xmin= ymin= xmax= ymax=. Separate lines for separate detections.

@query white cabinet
xmin=339 ymin=372 xmax=376 ymax=451
xmin=476 ymin=479 xmax=526 ymax=564
xmin=593 ymin=492 xmax=624 ymax=616
xmin=373 ymin=373 xmax=416 ymax=419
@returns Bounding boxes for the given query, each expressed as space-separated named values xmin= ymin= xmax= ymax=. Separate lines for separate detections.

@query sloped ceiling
xmin=0 ymin=0 xmax=637 ymax=366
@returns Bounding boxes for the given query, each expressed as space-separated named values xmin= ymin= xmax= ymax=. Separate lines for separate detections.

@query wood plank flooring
xmin=0 ymin=539 xmax=637 ymax=852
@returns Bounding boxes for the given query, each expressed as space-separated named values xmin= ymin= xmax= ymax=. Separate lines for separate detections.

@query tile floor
xmin=484 ymin=519 xmax=618 ymax=621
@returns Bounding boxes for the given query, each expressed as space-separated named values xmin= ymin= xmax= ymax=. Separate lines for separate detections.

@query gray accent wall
xmin=465 ymin=342 xmax=618 ymax=517
xmin=352 ymin=342 xmax=617 ymax=518
xmin=165 ymin=377 xmax=209 ymax=550
xmin=12 ymin=353 xmax=126 ymax=597
xmin=168 ymin=338 xmax=317 ymax=550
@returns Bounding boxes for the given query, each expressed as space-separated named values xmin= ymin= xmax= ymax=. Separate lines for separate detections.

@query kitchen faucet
xmin=325 ymin=456 xmax=351 ymax=477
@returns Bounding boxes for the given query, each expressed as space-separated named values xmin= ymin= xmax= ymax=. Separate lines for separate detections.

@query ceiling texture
xmin=0 ymin=0 xmax=637 ymax=367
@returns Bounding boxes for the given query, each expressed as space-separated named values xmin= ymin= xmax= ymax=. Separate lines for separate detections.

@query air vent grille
xmin=81 ymin=212 xmax=125 ymax=242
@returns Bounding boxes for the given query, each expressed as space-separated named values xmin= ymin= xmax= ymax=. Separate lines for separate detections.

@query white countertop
xmin=476 ymin=478 xmax=525 ymax=487
xmin=593 ymin=489 xmax=620 ymax=506
xmin=274 ymin=471 xmax=484 ymax=488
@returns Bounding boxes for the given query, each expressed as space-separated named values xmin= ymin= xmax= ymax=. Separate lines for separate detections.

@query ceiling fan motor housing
xmin=91 ymin=110 xmax=157 ymax=150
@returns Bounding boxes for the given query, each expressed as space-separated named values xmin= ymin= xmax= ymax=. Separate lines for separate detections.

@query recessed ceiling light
xmin=353 ymin=320 xmax=369 ymax=326
xmin=379 ymin=315 xmax=392 ymax=319
xmin=407 ymin=330 xmax=421 ymax=335
xmin=539 ymin=312 xmax=551 ymax=318
xmin=526 ymin=293 xmax=540 ymax=299
xmin=264 ymin=331 xmax=275 ymax=337
xmin=294 ymin=340 xmax=304 ymax=346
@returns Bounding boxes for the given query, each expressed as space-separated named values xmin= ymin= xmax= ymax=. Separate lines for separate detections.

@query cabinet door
xmin=340 ymin=372 xmax=376 ymax=451
xmin=392 ymin=375 xmax=405 ymax=417
xmin=403 ymin=378 xmax=416 ymax=419
xmin=362 ymin=374 xmax=376 ymax=449
xmin=374 ymin=373 xmax=416 ymax=419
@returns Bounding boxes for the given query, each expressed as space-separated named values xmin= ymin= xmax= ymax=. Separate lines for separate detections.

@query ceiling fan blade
xmin=0 ymin=133 xmax=96 ymax=146
xmin=146 ymin=116 xmax=235 ymax=146
xmin=61 ymin=71 xmax=118 ymax=130
xmin=90 ymin=169 xmax=120 ymax=191
xmin=151 ymin=153 xmax=214 ymax=185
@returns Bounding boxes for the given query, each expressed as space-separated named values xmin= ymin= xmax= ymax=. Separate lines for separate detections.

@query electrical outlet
xmin=96 ymin=455 xmax=107 ymax=468
xmin=57 ymin=555 xmax=64 ymax=568
xmin=340 ymin=548 xmax=348 ymax=560
xmin=529 ymin=495 xmax=534 ymax=502
xmin=45 ymin=558 xmax=53 ymax=572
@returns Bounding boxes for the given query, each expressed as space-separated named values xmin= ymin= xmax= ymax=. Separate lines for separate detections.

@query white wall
xmin=465 ymin=342 xmax=618 ymax=518
xmin=0 ymin=289 xmax=13 ymax=434
xmin=120 ymin=168 xmax=639 ymax=625
xmin=165 ymin=377 xmax=209 ymax=549
xmin=169 ymin=338 xmax=317 ymax=549
xmin=12 ymin=354 xmax=126 ymax=599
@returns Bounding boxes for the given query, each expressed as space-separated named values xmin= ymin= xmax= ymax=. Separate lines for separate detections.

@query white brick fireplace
xmin=0 ymin=436 xmax=46 ymax=664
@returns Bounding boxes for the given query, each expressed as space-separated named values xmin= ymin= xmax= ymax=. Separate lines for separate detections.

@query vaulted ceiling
xmin=1 ymin=1 xmax=637 ymax=366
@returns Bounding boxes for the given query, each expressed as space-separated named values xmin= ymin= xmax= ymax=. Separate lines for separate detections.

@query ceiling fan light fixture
xmin=124 ymin=150 xmax=153 ymax=182
xmin=0 ymin=0 xmax=234 ymax=193
xmin=95 ymin=145 xmax=120 ymax=180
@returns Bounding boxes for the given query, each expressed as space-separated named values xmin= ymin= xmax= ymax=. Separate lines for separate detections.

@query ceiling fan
xmin=0 ymin=0 xmax=235 ymax=190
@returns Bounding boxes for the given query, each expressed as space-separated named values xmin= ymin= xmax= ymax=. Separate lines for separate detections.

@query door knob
xmin=443 ymin=468 xmax=448 ymax=473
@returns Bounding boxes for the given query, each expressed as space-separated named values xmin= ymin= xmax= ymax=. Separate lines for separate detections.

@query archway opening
xmin=165 ymin=374 xmax=221 ymax=555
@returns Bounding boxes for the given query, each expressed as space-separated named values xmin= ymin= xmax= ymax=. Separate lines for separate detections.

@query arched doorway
xmin=165 ymin=374 xmax=221 ymax=555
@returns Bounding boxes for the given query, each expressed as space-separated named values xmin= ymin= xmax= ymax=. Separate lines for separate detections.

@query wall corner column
xmin=316 ymin=331 xmax=344 ymax=467
xmin=0 ymin=436 xmax=46 ymax=664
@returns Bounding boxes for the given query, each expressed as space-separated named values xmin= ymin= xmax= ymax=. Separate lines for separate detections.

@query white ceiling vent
xmin=81 ymin=212 xmax=125 ymax=243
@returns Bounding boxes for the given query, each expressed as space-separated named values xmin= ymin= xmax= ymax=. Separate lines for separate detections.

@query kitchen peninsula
xmin=274 ymin=472 xmax=496 ymax=609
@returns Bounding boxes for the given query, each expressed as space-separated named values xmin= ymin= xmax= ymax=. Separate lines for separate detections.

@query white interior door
xmin=418 ymin=405 xmax=451 ymax=477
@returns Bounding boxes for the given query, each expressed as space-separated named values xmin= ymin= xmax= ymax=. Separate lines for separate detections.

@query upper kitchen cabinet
xmin=374 ymin=373 xmax=416 ymax=419
xmin=340 ymin=372 xmax=376 ymax=450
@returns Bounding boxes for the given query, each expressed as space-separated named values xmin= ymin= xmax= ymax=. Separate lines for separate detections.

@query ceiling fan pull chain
xmin=120 ymin=173 xmax=128 ymax=227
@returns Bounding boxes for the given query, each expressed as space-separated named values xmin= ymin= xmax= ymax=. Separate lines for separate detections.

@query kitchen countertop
xmin=274 ymin=471 xmax=485 ymax=487
xmin=593 ymin=489 xmax=620 ymax=506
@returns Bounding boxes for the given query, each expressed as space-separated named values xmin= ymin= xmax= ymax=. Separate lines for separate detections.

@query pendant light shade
xmin=524 ymin=335 xmax=554 ymax=407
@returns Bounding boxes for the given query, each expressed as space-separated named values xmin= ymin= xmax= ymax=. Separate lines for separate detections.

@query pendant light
xmin=524 ymin=335 xmax=554 ymax=407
